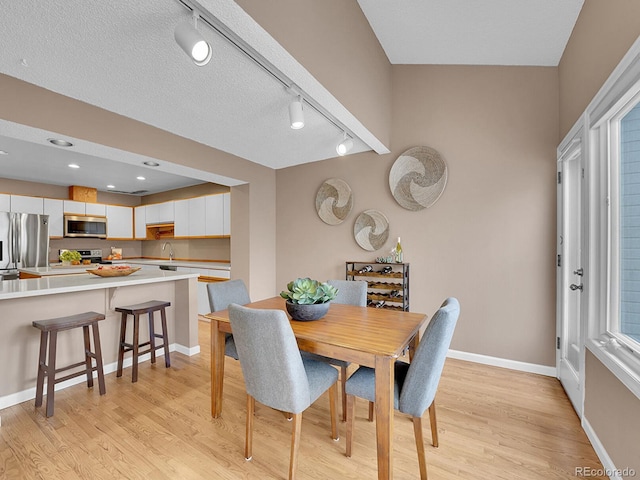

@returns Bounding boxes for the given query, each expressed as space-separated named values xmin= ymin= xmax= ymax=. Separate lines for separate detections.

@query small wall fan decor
xmin=389 ymin=146 xmax=448 ymax=211
xmin=315 ymin=178 xmax=353 ymax=225
xmin=353 ymin=210 xmax=389 ymax=251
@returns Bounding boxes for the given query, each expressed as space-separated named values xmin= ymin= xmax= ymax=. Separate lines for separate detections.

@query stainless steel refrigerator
xmin=0 ymin=212 xmax=50 ymax=280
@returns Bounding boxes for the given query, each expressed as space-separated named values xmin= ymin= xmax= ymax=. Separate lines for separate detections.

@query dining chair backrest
xmin=228 ymin=304 xmax=311 ymax=414
xmin=327 ymin=279 xmax=367 ymax=307
xmin=398 ymin=297 xmax=460 ymax=418
xmin=207 ymin=279 xmax=250 ymax=312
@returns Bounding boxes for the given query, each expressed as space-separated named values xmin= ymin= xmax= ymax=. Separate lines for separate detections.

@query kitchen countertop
xmin=21 ymin=264 xmax=103 ymax=276
xmin=113 ymin=258 xmax=231 ymax=270
xmin=0 ymin=269 xmax=198 ymax=301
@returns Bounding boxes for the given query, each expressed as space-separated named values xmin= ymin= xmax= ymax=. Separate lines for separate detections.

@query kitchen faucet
xmin=162 ymin=242 xmax=174 ymax=261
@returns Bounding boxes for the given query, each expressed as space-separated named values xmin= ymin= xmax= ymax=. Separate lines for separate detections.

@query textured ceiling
xmin=0 ymin=0 xmax=584 ymax=195
xmin=358 ymin=0 xmax=584 ymax=66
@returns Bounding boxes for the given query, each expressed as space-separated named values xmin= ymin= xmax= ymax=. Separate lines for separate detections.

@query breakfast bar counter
xmin=0 ymin=270 xmax=200 ymax=409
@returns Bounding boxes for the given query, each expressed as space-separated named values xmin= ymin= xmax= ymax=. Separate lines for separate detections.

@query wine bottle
xmin=395 ymin=237 xmax=403 ymax=263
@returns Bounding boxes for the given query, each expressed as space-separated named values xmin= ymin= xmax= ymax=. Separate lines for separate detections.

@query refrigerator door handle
xmin=9 ymin=214 xmax=19 ymax=269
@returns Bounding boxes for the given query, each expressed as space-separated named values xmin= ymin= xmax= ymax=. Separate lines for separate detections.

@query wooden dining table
xmin=205 ymin=296 xmax=428 ymax=480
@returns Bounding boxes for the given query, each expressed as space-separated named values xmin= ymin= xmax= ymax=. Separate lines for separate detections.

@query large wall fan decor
xmin=315 ymin=178 xmax=353 ymax=225
xmin=389 ymin=146 xmax=448 ymax=211
xmin=353 ymin=210 xmax=389 ymax=251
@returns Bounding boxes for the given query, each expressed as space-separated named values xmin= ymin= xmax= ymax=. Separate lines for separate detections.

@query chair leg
xmin=345 ymin=394 xmax=356 ymax=457
xmin=289 ymin=412 xmax=303 ymax=480
xmin=160 ymin=307 xmax=171 ymax=368
xmin=92 ymin=322 xmax=106 ymax=396
xmin=340 ymin=365 xmax=348 ymax=422
xmin=116 ymin=311 xmax=127 ymax=378
xmin=428 ymin=402 xmax=438 ymax=447
xmin=148 ymin=311 xmax=157 ymax=364
xmin=35 ymin=331 xmax=47 ymax=408
xmin=368 ymin=401 xmax=374 ymax=422
xmin=412 ymin=416 xmax=428 ymax=480
xmin=245 ymin=394 xmax=254 ymax=460
xmin=132 ymin=314 xmax=140 ymax=383
xmin=45 ymin=330 xmax=58 ymax=418
xmin=328 ymin=382 xmax=339 ymax=441
xmin=83 ymin=325 xmax=94 ymax=388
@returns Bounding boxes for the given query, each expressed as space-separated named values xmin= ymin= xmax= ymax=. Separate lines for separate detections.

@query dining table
xmin=206 ymin=296 xmax=428 ymax=480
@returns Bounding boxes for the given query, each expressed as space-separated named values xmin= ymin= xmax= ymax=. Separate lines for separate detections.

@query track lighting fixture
xmin=175 ymin=11 xmax=212 ymax=66
xmin=289 ymin=95 xmax=304 ymax=129
xmin=336 ymin=132 xmax=354 ymax=156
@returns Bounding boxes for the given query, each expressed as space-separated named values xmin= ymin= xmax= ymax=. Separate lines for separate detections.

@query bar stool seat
xmin=32 ymin=311 xmax=106 ymax=418
xmin=115 ymin=300 xmax=171 ymax=383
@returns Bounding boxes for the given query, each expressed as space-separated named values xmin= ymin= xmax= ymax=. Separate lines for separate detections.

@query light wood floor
xmin=0 ymin=320 xmax=605 ymax=479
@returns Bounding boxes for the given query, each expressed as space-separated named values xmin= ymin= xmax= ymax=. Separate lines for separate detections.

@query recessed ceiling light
xmin=143 ymin=161 xmax=160 ymax=167
xmin=0 ymin=150 xmax=8 ymax=155
xmin=68 ymin=164 xmax=80 ymax=169
xmin=107 ymin=185 xmax=115 ymax=189
xmin=137 ymin=176 xmax=146 ymax=181
xmin=48 ymin=138 xmax=73 ymax=147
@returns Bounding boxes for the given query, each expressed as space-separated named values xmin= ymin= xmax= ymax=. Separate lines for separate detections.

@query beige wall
xmin=277 ymin=65 xmax=559 ymax=366
xmin=585 ymin=350 xmax=640 ymax=475
xmin=236 ymin=0 xmax=392 ymax=148
xmin=0 ymin=74 xmax=276 ymax=300
xmin=559 ymin=1 xmax=640 ymax=475
xmin=559 ymin=0 xmax=640 ymax=138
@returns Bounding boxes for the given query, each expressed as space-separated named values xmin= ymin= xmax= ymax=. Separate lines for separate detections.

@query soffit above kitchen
xmin=0 ymin=0 xmax=384 ymax=175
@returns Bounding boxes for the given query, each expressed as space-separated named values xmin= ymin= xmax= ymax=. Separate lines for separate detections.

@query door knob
xmin=570 ymin=283 xmax=583 ymax=291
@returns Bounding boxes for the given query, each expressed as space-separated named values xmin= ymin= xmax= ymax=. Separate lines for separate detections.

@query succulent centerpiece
xmin=280 ymin=277 xmax=338 ymax=321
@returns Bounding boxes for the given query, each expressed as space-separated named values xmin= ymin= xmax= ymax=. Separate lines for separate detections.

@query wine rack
xmin=345 ymin=261 xmax=409 ymax=311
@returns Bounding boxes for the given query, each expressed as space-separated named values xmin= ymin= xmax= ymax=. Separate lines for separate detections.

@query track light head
xmin=175 ymin=12 xmax=212 ymax=66
xmin=336 ymin=133 xmax=353 ymax=156
xmin=289 ymin=95 xmax=304 ymax=129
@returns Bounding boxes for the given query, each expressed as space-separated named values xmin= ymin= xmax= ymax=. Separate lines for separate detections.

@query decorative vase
xmin=61 ymin=260 xmax=71 ymax=266
xmin=285 ymin=300 xmax=330 ymax=321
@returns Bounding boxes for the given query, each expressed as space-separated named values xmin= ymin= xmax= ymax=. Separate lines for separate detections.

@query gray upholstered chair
xmin=207 ymin=279 xmax=251 ymax=360
xmin=345 ymin=297 xmax=460 ymax=480
xmin=302 ymin=279 xmax=367 ymax=422
xmin=228 ymin=304 xmax=339 ymax=480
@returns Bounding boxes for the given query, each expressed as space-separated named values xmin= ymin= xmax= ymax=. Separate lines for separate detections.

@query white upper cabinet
xmin=0 ymin=194 xmax=10 ymax=212
xmin=11 ymin=195 xmax=44 ymax=214
xmin=44 ymin=198 xmax=64 ymax=237
xmin=85 ymin=203 xmax=106 ymax=216
xmin=106 ymin=205 xmax=133 ymax=239
xmin=205 ymin=194 xmax=224 ymax=236
xmin=189 ymin=196 xmax=206 ymax=237
xmin=134 ymin=206 xmax=146 ymax=239
xmin=63 ymin=200 xmax=85 ymax=215
xmin=173 ymin=199 xmax=190 ymax=237
xmin=145 ymin=201 xmax=174 ymax=225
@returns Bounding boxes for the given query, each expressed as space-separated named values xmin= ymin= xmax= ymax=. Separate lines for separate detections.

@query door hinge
xmin=557 ymin=337 xmax=560 ymax=349
xmin=582 ymin=168 xmax=585 ymax=179
xmin=557 ymin=254 xmax=562 ymax=267
xmin=557 ymin=171 xmax=562 ymax=184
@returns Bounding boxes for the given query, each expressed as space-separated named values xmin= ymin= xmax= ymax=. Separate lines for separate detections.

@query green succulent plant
xmin=280 ymin=277 xmax=338 ymax=305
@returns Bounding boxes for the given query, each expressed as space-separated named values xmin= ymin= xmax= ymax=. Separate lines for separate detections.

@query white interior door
xmin=557 ymin=134 xmax=585 ymax=417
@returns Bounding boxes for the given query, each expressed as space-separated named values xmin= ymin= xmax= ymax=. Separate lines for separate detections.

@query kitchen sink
xmin=159 ymin=265 xmax=177 ymax=271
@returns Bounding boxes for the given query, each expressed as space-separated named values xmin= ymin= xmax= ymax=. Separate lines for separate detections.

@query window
xmin=586 ymin=59 xmax=640 ymax=398
xmin=618 ymin=104 xmax=640 ymax=346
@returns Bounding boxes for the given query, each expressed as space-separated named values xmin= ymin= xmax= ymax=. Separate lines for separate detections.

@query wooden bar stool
xmin=32 ymin=311 xmax=106 ymax=418
xmin=115 ymin=300 xmax=171 ymax=383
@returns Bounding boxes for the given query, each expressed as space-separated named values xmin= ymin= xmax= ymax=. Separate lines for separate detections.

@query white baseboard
xmin=582 ymin=417 xmax=623 ymax=480
xmin=0 ymin=342 xmax=198 ymax=411
xmin=447 ymin=349 xmax=557 ymax=377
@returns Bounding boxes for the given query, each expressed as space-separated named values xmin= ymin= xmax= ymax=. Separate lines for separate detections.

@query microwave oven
xmin=63 ymin=215 xmax=107 ymax=238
